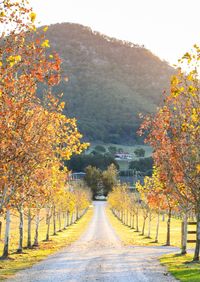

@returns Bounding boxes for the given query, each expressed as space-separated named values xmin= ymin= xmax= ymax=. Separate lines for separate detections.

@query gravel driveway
xmin=7 ymin=201 xmax=178 ymax=282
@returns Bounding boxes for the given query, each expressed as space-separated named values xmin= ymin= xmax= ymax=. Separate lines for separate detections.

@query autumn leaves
xmin=138 ymin=47 xmax=200 ymax=260
xmin=0 ymin=0 xmax=90 ymax=257
xmin=108 ymin=46 xmax=200 ymax=261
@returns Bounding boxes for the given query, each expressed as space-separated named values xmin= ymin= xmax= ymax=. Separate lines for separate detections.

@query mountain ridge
xmin=44 ymin=22 xmax=174 ymax=144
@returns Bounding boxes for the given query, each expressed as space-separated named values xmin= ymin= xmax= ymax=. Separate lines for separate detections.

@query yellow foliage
xmin=30 ymin=12 xmax=36 ymax=23
xmin=7 ymin=55 xmax=21 ymax=67
xmin=41 ymin=40 xmax=50 ymax=48
xmin=43 ymin=26 xmax=48 ymax=32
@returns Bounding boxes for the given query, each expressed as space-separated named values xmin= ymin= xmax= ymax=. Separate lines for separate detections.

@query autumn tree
xmin=84 ymin=166 xmax=102 ymax=198
xmin=0 ymin=0 xmax=88 ymax=257
xmin=139 ymin=46 xmax=200 ymax=259
xmin=101 ymin=164 xmax=118 ymax=196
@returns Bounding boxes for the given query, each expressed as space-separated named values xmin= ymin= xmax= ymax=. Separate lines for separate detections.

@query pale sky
xmin=30 ymin=0 xmax=200 ymax=66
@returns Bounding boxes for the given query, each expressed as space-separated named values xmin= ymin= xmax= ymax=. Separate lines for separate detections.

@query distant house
xmin=115 ymin=153 xmax=132 ymax=160
xmin=69 ymin=172 xmax=86 ymax=181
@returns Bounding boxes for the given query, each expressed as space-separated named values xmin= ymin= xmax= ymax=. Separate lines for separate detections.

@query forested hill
xmin=45 ymin=23 xmax=174 ymax=144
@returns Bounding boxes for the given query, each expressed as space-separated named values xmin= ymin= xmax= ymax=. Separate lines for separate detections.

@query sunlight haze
xmin=30 ymin=0 xmax=200 ymax=66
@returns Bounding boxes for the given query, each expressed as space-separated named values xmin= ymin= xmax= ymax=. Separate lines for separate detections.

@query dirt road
xmin=7 ymin=201 xmax=178 ymax=282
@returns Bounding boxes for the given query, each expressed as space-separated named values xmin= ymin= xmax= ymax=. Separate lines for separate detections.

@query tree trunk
xmin=33 ymin=212 xmax=40 ymax=247
xmin=193 ymin=212 xmax=200 ymax=261
xmin=131 ymin=214 xmax=135 ymax=229
xmin=155 ymin=211 xmax=160 ymax=243
xmin=53 ymin=205 xmax=56 ymax=235
xmin=58 ymin=211 xmax=62 ymax=232
xmin=126 ymin=210 xmax=129 ymax=226
xmin=136 ymin=208 xmax=139 ymax=232
xmin=120 ymin=210 xmax=123 ymax=221
xmin=2 ymin=210 xmax=11 ymax=258
xmin=17 ymin=208 xmax=24 ymax=253
xmin=67 ymin=211 xmax=70 ymax=227
xmin=147 ymin=211 xmax=152 ymax=238
xmin=63 ymin=212 xmax=67 ymax=229
xmin=123 ymin=210 xmax=126 ymax=224
xmin=76 ymin=208 xmax=79 ymax=221
xmin=142 ymin=217 xmax=146 ymax=235
xmin=71 ymin=213 xmax=74 ymax=225
xmin=166 ymin=208 xmax=172 ymax=246
xmin=46 ymin=209 xmax=51 ymax=241
xmin=0 ymin=221 xmax=2 ymax=240
xmin=27 ymin=208 xmax=32 ymax=248
xmin=181 ymin=212 xmax=188 ymax=255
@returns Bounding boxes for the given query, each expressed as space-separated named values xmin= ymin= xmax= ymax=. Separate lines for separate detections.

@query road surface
xmin=7 ymin=201 xmax=178 ymax=282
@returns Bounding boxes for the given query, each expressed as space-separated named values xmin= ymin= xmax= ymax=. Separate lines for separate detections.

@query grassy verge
xmin=107 ymin=207 xmax=200 ymax=281
xmin=160 ymin=254 xmax=200 ymax=282
xmin=0 ymin=207 xmax=93 ymax=281
xmin=87 ymin=143 xmax=152 ymax=157
xmin=106 ymin=207 xmax=189 ymax=247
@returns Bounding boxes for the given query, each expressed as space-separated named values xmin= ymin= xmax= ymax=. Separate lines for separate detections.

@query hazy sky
xmin=30 ymin=0 xmax=200 ymax=65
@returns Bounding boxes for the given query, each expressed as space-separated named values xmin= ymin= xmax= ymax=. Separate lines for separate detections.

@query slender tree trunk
xmin=2 ymin=210 xmax=11 ymax=258
xmin=155 ymin=211 xmax=160 ymax=243
xmin=162 ymin=213 xmax=165 ymax=221
xmin=129 ymin=212 xmax=132 ymax=227
xmin=17 ymin=208 xmax=24 ymax=253
xmin=76 ymin=208 xmax=79 ymax=221
xmin=46 ymin=209 xmax=51 ymax=241
xmin=27 ymin=208 xmax=32 ymax=248
xmin=123 ymin=210 xmax=126 ymax=224
xmin=126 ymin=210 xmax=129 ymax=226
xmin=58 ymin=211 xmax=62 ymax=232
xmin=33 ymin=212 xmax=40 ymax=247
xmin=0 ymin=221 xmax=2 ymax=240
xmin=166 ymin=208 xmax=172 ymax=246
xmin=116 ymin=210 xmax=119 ymax=219
xmin=132 ymin=214 xmax=135 ymax=229
xmin=131 ymin=214 xmax=135 ymax=229
xmin=53 ymin=205 xmax=56 ymax=235
xmin=71 ymin=213 xmax=74 ymax=225
xmin=120 ymin=210 xmax=123 ymax=221
xmin=181 ymin=212 xmax=188 ymax=255
xmin=142 ymin=216 xmax=146 ymax=235
xmin=63 ymin=212 xmax=67 ymax=229
xmin=193 ymin=212 xmax=200 ymax=261
xmin=67 ymin=211 xmax=70 ymax=227
xmin=147 ymin=211 xmax=152 ymax=238
xmin=136 ymin=208 xmax=139 ymax=232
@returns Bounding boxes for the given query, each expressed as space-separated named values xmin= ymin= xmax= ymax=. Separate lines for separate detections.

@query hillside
xmin=45 ymin=23 xmax=174 ymax=144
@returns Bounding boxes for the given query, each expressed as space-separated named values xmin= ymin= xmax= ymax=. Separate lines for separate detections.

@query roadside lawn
xmin=107 ymin=207 xmax=200 ymax=281
xmin=106 ymin=207 xmax=194 ymax=248
xmin=0 ymin=207 xmax=93 ymax=281
xmin=160 ymin=254 xmax=200 ymax=282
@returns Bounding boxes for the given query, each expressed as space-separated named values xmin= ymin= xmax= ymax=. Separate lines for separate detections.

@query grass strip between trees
xmin=107 ymin=207 xmax=200 ymax=281
xmin=160 ymin=254 xmax=200 ymax=282
xmin=0 ymin=207 xmax=93 ymax=281
xmin=106 ymin=207 xmax=182 ymax=247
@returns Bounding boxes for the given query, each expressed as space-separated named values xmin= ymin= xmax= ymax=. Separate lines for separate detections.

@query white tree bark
xmin=2 ymin=209 xmax=11 ymax=258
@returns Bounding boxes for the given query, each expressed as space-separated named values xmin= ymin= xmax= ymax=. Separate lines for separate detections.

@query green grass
xmin=160 ymin=254 xmax=200 ymax=282
xmin=116 ymin=159 xmax=131 ymax=170
xmin=106 ymin=207 xmax=195 ymax=248
xmin=107 ymin=207 xmax=199 ymax=281
xmin=0 ymin=207 xmax=93 ymax=281
xmin=87 ymin=143 xmax=152 ymax=158
xmin=86 ymin=143 xmax=152 ymax=171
